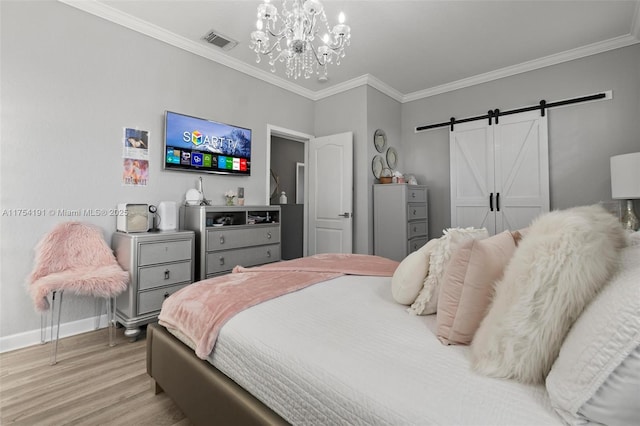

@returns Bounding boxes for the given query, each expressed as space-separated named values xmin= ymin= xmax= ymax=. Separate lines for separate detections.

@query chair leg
xmin=50 ymin=290 xmax=64 ymax=366
xmin=94 ymin=298 xmax=103 ymax=330
xmin=106 ymin=297 xmax=116 ymax=347
xmin=40 ymin=312 xmax=47 ymax=344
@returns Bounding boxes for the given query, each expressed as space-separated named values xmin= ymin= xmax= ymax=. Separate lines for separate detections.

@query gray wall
xmin=367 ymin=87 xmax=402 ymax=254
xmin=2 ymin=1 xmax=638 ymax=346
xmin=0 ymin=1 xmax=314 ymax=339
xmin=313 ymin=86 xmax=403 ymax=255
xmin=401 ymin=44 xmax=640 ymax=238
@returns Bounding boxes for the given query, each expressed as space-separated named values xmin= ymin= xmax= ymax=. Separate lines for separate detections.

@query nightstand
xmin=112 ymin=230 xmax=194 ymax=340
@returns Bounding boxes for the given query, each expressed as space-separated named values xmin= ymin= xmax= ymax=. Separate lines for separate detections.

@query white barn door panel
xmin=494 ymin=111 xmax=549 ymax=231
xmin=450 ymin=110 xmax=549 ymax=234
xmin=450 ymin=120 xmax=497 ymax=235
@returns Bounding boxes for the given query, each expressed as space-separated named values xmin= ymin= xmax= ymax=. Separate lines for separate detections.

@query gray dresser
xmin=112 ymin=230 xmax=195 ymax=340
xmin=373 ymin=184 xmax=428 ymax=261
xmin=181 ymin=205 xmax=281 ymax=281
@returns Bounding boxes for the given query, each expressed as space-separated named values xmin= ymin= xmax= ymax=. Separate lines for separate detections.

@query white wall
xmin=401 ymin=44 xmax=640 ymax=238
xmin=0 ymin=1 xmax=314 ymax=341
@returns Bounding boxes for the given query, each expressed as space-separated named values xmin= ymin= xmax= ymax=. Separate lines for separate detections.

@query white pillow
xmin=546 ymin=239 xmax=640 ymax=425
xmin=470 ymin=204 xmax=627 ymax=383
xmin=391 ymin=238 xmax=439 ymax=305
xmin=408 ymin=227 xmax=488 ymax=315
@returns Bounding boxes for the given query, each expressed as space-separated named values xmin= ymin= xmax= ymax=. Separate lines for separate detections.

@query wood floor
xmin=0 ymin=326 xmax=192 ymax=426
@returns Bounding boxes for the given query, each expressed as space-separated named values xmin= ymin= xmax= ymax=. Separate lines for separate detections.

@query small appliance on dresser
xmin=112 ymin=229 xmax=194 ymax=340
xmin=116 ymin=203 xmax=150 ymax=233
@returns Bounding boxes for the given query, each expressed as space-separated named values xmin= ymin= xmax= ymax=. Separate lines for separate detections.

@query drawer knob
xmin=411 ymin=192 xmax=416 ymax=198
xmin=413 ymin=209 xmax=417 ymax=215
xmin=266 ymin=249 xmax=271 ymax=258
xmin=220 ymin=236 xmax=225 ymax=244
xmin=163 ymin=292 xmax=170 ymax=299
xmin=164 ymin=269 xmax=170 ymax=280
xmin=266 ymin=232 xmax=272 ymax=239
xmin=413 ymin=226 xmax=417 ymax=232
xmin=219 ymin=257 xmax=225 ymax=266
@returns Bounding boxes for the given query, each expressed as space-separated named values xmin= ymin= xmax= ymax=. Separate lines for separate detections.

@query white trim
xmin=58 ymin=0 xmax=316 ymax=100
xmin=403 ymin=36 xmax=638 ymax=103
xmin=58 ymin=0 xmax=640 ymax=104
xmin=632 ymin=0 xmax=640 ymax=40
xmin=313 ymin=74 xmax=404 ymax=103
xmin=0 ymin=314 xmax=109 ymax=353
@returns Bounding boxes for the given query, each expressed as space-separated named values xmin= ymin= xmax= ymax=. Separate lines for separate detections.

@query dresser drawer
xmin=407 ymin=204 xmax=427 ymax=221
xmin=408 ymin=221 xmax=428 ymax=239
xmin=138 ymin=239 xmax=192 ymax=266
xmin=408 ymin=237 xmax=428 ymax=254
xmin=206 ymin=226 xmax=280 ymax=251
xmin=138 ymin=261 xmax=192 ymax=291
xmin=138 ymin=283 xmax=189 ymax=315
xmin=407 ymin=187 xmax=427 ymax=203
xmin=206 ymin=244 xmax=280 ymax=275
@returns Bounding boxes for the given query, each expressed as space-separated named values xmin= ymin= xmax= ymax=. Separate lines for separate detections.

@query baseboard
xmin=0 ymin=314 xmax=109 ymax=353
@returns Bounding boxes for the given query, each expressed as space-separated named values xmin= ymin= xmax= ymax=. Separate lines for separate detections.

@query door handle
xmin=496 ymin=193 xmax=500 ymax=212
xmin=489 ymin=193 xmax=494 ymax=212
xmin=338 ymin=212 xmax=351 ymax=218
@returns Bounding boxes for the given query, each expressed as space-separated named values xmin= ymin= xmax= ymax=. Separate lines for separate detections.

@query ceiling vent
xmin=203 ymin=30 xmax=238 ymax=51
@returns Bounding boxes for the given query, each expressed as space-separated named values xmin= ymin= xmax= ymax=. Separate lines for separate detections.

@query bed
xmin=147 ymin=275 xmax=560 ymax=425
xmin=147 ymin=213 xmax=640 ymax=426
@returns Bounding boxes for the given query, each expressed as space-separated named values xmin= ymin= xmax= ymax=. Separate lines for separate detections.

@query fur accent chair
xmin=27 ymin=221 xmax=129 ymax=364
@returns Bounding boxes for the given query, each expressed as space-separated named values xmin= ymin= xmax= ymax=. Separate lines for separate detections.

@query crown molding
xmin=312 ymin=74 xmax=404 ymax=102
xmin=632 ymin=0 xmax=640 ymax=40
xmin=402 ymin=34 xmax=640 ymax=103
xmin=59 ymin=0 xmax=640 ymax=105
xmin=58 ymin=0 xmax=316 ymax=100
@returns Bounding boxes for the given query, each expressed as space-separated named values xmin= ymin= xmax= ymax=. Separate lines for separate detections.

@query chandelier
xmin=249 ymin=0 xmax=351 ymax=80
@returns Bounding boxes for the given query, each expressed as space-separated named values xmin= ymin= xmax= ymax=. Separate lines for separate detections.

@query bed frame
xmin=146 ymin=323 xmax=289 ymax=426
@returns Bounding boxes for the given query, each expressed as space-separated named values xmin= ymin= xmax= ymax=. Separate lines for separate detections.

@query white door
xmin=450 ymin=120 xmax=497 ymax=234
xmin=494 ymin=111 xmax=549 ymax=231
xmin=308 ymin=132 xmax=353 ymax=254
xmin=450 ymin=111 xmax=549 ymax=234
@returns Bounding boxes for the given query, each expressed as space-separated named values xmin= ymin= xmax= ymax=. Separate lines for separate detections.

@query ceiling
xmin=63 ymin=0 xmax=640 ymax=102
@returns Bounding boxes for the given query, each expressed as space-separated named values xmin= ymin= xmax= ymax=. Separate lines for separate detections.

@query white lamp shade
xmin=610 ymin=152 xmax=640 ymax=199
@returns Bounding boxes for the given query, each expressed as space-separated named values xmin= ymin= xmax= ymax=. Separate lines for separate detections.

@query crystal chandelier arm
xmin=261 ymin=33 xmax=287 ymax=55
xmin=265 ymin=26 xmax=288 ymax=39
xmin=308 ymin=41 xmax=328 ymax=66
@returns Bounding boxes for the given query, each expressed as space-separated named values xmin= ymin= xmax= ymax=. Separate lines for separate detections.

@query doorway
xmin=266 ymin=125 xmax=311 ymax=259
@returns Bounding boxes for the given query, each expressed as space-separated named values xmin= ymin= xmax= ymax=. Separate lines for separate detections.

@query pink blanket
xmin=158 ymin=254 xmax=399 ymax=359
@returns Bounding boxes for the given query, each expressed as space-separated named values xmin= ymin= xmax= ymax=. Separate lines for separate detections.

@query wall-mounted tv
xmin=164 ymin=111 xmax=251 ymax=176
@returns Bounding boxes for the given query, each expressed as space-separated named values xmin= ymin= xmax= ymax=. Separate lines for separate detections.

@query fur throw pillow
xmin=470 ymin=205 xmax=627 ymax=384
xmin=408 ymin=227 xmax=488 ymax=315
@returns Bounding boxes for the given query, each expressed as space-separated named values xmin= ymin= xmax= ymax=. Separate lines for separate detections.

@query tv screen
xmin=164 ymin=111 xmax=251 ymax=175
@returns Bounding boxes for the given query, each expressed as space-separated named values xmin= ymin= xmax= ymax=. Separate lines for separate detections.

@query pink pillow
xmin=436 ymin=231 xmax=517 ymax=345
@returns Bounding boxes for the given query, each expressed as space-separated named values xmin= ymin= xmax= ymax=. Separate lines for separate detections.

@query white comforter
xmin=201 ymin=275 xmax=562 ymax=425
